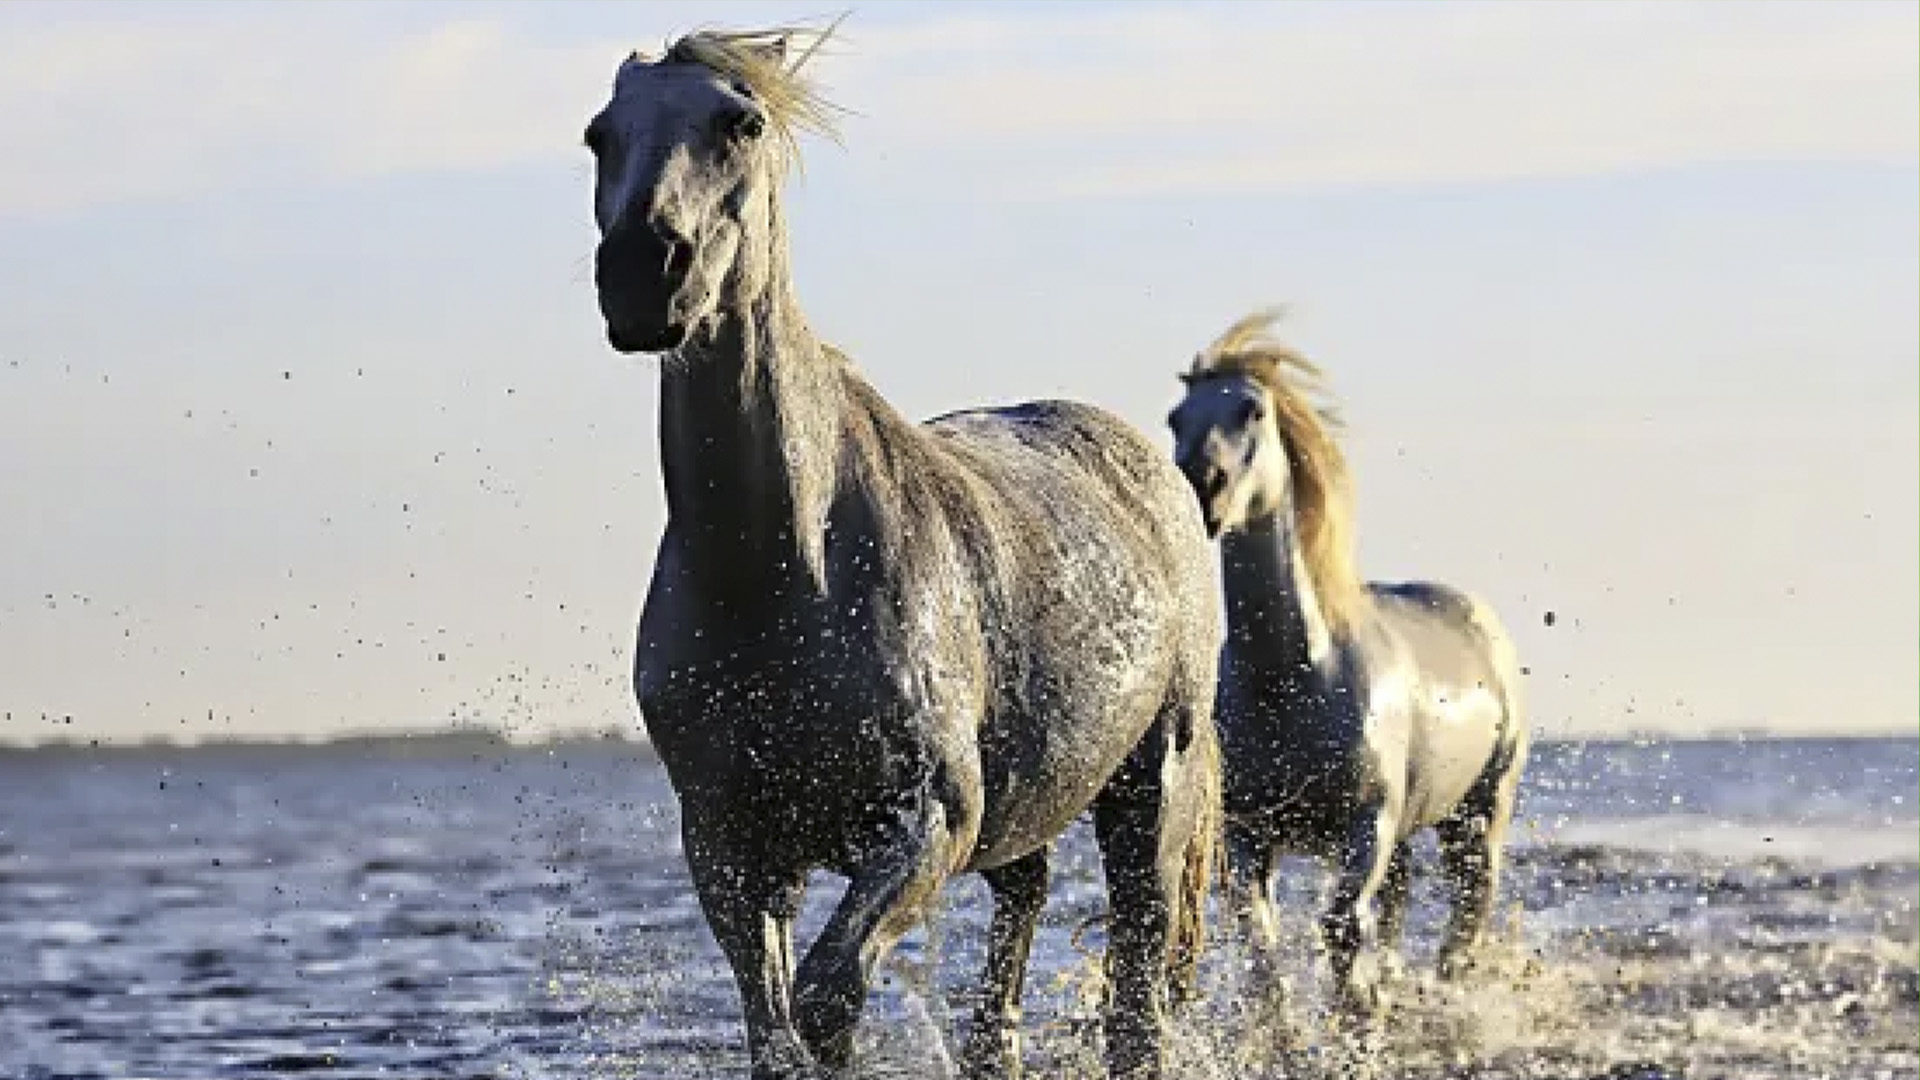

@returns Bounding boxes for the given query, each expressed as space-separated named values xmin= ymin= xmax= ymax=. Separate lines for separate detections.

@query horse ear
xmin=733 ymin=35 xmax=787 ymax=65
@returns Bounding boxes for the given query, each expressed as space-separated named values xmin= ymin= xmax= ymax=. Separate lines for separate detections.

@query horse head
xmin=584 ymin=30 xmax=835 ymax=353
xmin=1168 ymin=310 xmax=1364 ymax=630
xmin=1167 ymin=368 xmax=1291 ymax=538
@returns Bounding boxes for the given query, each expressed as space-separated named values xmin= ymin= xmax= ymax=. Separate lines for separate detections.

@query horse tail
xmin=1168 ymin=721 xmax=1222 ymax=1005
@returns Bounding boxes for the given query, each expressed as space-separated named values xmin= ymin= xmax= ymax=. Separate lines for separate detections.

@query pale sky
xmin=0 ymin=1 xmax=1914 ymax=744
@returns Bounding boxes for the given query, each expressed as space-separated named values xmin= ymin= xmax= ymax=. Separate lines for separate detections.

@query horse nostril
xmin=1204 ymin=468 xmax=1227 ymax=502
xmin=1179 ymin=459 xmax=1226 ymax=504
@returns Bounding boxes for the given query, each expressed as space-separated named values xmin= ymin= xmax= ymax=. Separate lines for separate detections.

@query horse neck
xmin=1219 ymin=510 xmax=1336 ymax=674
xmin=657 ymin=203 xmax=840 ymax=598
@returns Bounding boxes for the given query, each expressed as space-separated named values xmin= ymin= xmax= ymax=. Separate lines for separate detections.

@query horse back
xmin=918 ymin=397 xmax=1214 ymax=587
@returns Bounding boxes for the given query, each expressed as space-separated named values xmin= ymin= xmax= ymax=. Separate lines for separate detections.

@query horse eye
xmin=717 ymin=106 xmax=766 ymax=144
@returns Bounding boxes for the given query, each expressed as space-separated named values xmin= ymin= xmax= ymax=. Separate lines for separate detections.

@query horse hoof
xmin=1105 ymin=1057 xmax=1165 ymax=1080
xmin=958 ymin=1031 xmax=1023 ymax=1080
xmin=1335 ymin=975 xmax=1387 ymax=1022
xmin=807 ymin=1029 xmax=855 ymax=1072
xmin=750 ymin=1036 xmax=825 ymax=1080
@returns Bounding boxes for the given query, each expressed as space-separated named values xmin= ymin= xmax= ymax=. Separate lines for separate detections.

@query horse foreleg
xmin=682 ymin=817 xmax=810 ymax=1080
xmin=792 ymin=801 xmax=956 ymax=1068
xmin=959 ymin=846 xmax=1051 ymax=1080
xmin=1321 ymin=806 xmax=1393 ymax=1017
xmin=1436 ymin=758 xmax=1521 ymax=979
xmin=1225 ymin=821 xmax=1284 ymax=988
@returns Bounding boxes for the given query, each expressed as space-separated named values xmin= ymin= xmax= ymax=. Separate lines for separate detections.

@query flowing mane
xmin=1183 ymin=309 xmax=1364 ymax=632
xmin=655 ymin=24 xmax=843 ymax=162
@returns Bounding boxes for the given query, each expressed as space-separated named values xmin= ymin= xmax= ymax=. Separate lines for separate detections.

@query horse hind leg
xmin=1220 ymin=817 xmax=1301 ymax=1058
xmin=1374 ymin=840 xmax=1414 ymax=971
xmin=1320 ymin=804 xmax=1396 ymax=1018
xmin=1091 ymin=701 xmax=1219 ymax=1079
xmin=959 ymin=846 xmax=1051 ymax=1080
xmin=791 ymin=799 xmax=959 ymax=1068
xmin=1435 ymin=745 xmax=1525 ymax=980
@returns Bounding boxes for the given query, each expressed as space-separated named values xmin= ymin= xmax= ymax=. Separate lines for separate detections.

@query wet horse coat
xmin=585 ymin=30 xmax=1220 ymax=1079
xmin=1165 ymin=312 xmax=1528 ymax=1011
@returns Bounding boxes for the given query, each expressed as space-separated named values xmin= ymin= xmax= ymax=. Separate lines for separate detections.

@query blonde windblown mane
xmin=1184 ymin=310 xmax=1365 ymax=632
xmin=655 ymin=23 xmax=844 ymax=163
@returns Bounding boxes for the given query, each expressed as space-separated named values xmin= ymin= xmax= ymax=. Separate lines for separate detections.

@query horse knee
xmin=793 ymin=807 xmax=955 ymax=1066
xmin=959 ymin=1024 xmax=1024 ymax=1080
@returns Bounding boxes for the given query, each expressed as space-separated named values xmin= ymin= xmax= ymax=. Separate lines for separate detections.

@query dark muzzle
xmin=595 ymin=223 xmax=692 ymax=352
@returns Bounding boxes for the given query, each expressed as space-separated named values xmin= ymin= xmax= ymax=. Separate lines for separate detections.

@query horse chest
xmin=1217 ymin=665 xmax=1380 ymax=831
xmin=635 ymin=621 xmax=936 ymax=801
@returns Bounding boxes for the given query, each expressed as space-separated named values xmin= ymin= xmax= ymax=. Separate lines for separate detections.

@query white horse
xmin=1165 ymin=312 xmax=1529 ymax=1013
xmin=586 ymin=29 xmax=1221 ymax=1079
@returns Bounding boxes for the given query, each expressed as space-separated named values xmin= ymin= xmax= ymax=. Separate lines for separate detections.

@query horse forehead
xmin=1184 ymin=377 xmax=1259 ymax=422
xmin=613 ymin=54 xmax=658 ymax=88
xmin=609 ymin=60 xmax=720 ymax=116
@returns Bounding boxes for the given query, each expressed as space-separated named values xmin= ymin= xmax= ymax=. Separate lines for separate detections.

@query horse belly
xmin=965 ymin=584 xmax=1189 ymax=866
xmin=967 ymin=688 xmax=1163 ymax=869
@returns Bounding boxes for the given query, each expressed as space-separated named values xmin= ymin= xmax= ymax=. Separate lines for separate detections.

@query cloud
xmin=828 ymin=3 xmax=1919 ymax=198
xmin=0 ymin=2 xmax=1913 ymax=216
xmin=0 ymin=8 xmax=629 ymax=215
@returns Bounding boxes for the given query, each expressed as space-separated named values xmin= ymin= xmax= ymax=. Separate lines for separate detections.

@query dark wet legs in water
xmin=791 ymin=802 xmax=955 ymax=1069
xmin=1321 ymin=807 xmax=1393 ymax=1017
xmin=682 ymin=818 xmax=810 ymax=1080
xmin=1374 ymin=841 xmax=1414 ymax=959
xmin=960 ymin=846 xmax=1052 ymax=1080
xmin=1090 ymin=741 xmax=1190 ymax=1079
xmin=1436 ymin=763 xmax=1520 ymax=979
xmin=1225 ymin=821 xmax=1285 ymax=988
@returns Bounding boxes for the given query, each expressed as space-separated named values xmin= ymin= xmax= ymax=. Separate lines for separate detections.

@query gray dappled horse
xmin=585 ymin=29 xmax=1221 ymax=1079
xmin=1165 ymin=312 xmax=1528 ymax=1014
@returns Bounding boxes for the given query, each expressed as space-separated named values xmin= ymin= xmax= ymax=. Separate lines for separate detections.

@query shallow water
xmin=1 ymin=736 xmax=1913 ymax=1079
